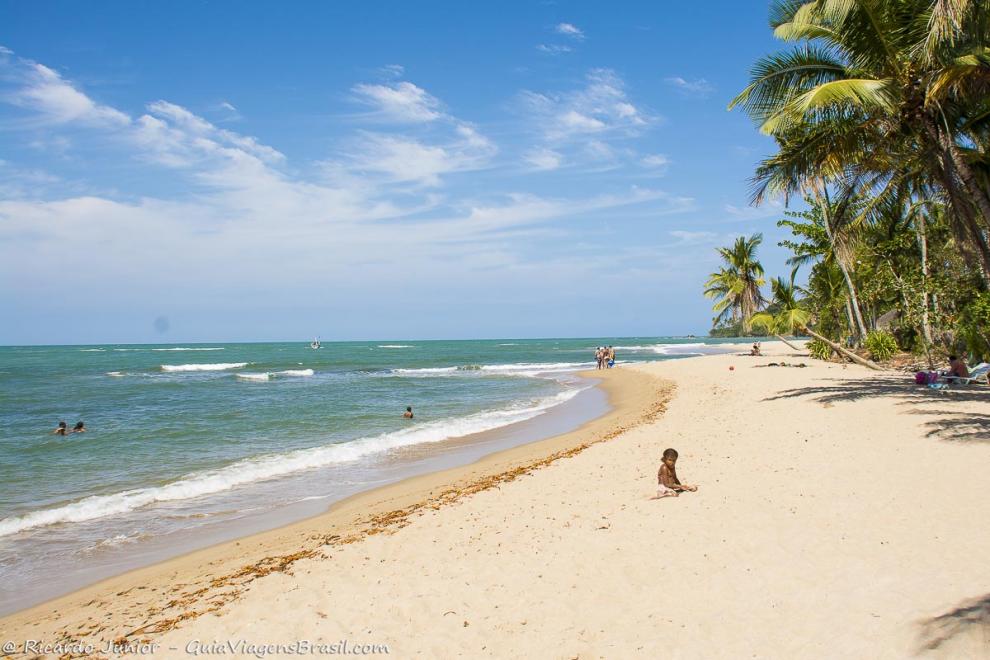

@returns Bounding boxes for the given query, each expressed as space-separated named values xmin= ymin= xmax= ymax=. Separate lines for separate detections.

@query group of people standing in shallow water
xmin=595 ymin=346 xmax=616 ymax=370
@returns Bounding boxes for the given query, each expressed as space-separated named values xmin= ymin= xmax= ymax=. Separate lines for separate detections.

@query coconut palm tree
xmin=777 ymin=190 xmax=871 ymax=342
xmin=703 ymin=234 xmax=767 ymax=332
xmin=750 ymin=267 xmax=811 ymax=349
xmin=729 ymin=0 xmax=990 ymax=282
xmin=752 ymin=266 xmax=884 ymax=370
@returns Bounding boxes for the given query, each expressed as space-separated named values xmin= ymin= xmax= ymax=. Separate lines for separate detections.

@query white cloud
xmin=0 ymin=51 xmax=709 ymax=342
xmin=642 ymin=154 xmax=670 ymax=170
xmin=351 ymin=81 xmax=444 ymax=123
xmin=555 ymin=23 xmax=585 ymax=39
xmin=10 ymin=62 xmax=130 ymax=127
xmin=536 ymin=44 xmax=573 ymax=55
xmin=432 ymin=187 xmax=689 ymax=236
xmin=454 ymin=123 xmax=495 ymax=152
xmin=723 ymin=199 xmax=784 ymax=221
xmin=338 ymin=79 xmax=495 ymax=185
xmin=583 ymin=140 xmax=615 ymax=160
xmin=212 ymin=100 xmax=242 ymax=121
xmin=341 ymin=123 xmax=495 ymax=187
xmin=146 ymin=100 xmax=285 ymax=163
xmin=523 ymin=148 xmax=563 ymax=171
xmin=522 ymin=69 xmax=651 ymax=144
xmin=379 ymin=64 xmax=405 ymax=79
xmin=665 ymin=76 xmax=715 ymax=97
xmin=0 ymin=45 xmax=12 ymax=56
xmin=345 ymin=134 xmax=455 ymax=186
xmin=559 ymin=110 xmax=606 ymax=133
xmin=669 ymin=230 xmax=717 ymax=244
xmin=0 ymin=160 xmax=61 ymax=199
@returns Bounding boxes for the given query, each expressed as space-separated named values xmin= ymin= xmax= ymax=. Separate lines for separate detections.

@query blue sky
xmin=1 ymin=1 xmax=797 ymax=344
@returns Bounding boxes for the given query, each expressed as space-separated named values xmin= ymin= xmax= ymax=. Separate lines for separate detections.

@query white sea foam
xmin=106 ymin=371 xmax=125 ymax=377
xmin=497 ymin=343 xmax=519 ymax=346
xmin=80 ymin=532 xmax=148 ymax=554
xmin=480 ymin=362 xmax=588 ymax=372
xmin=79 ymin=348 xmax=105 ymax=352
xmin=277 ymin=369 xmax=314 ymax=377
xmin=392 ymin=362 xmax=587 ymax=377
xmin=161 ymin=362 xmax=248 ymax=372
xmin=612 ymin=342 xmax=708 ymax=354
xmin=0 ymin=387 xmax=586 ymax=537
xmin=378 ymin=344 xmax=413 ymax=348
xmin=236 ymin=372 xmax=271 ymax=381
xmin=152 ymin=347 xmax=225 ymax=352
xmin=392 ymin=367 xmax=458 ymax=375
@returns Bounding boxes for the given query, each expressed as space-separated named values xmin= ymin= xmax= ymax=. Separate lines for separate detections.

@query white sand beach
xmin=4 ymin=341 xmax=990 ymax=658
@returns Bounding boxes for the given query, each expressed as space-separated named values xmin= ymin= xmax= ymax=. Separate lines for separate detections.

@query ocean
xmin=0 ymin=337 xmax=740 ymax=613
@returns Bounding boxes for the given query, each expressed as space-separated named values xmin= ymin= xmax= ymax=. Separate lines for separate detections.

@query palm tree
xmin=703 ymin=234 xmax=767 ymax=332
xmin=729 ymin=0 xmax=990 ymax=282
xmin=750 ymin=267 xmax=811 ymax=349
xmin=752 ymin=266 xmax=884 ymax=370
xmin=778 ymin=191 xmax=870 ymax=342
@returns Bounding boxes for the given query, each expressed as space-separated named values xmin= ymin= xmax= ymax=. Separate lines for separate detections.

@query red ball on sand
xmin=729 ymin=366 xmax=735 ymax=371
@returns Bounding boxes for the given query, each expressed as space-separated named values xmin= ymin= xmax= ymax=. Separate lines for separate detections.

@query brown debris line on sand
xmin=19 ymin=373 xmax=673 ymax=658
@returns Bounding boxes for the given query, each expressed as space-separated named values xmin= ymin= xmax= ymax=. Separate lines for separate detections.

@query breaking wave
xmin=0 ymin=387 xmax=585 ymax=537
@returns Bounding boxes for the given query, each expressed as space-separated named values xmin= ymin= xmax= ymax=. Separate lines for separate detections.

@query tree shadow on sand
xmin=764 ymin=374 xmax=990 ymax=406
xmin=906 ymin=409 xmax=990 ymax=444
xmin=917 ymin=593 xmax=990 ymax=653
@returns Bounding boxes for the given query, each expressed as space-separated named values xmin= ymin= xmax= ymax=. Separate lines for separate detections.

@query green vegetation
xmin=864 ymin=330 xmax=898 ymax=362
xmin=806 ymin=338 xmax=834 ymax=361
xmin=703 ymin=234 xmax=767 ymax=333
xmin=704 ymin=0 xmax=990 ymax=365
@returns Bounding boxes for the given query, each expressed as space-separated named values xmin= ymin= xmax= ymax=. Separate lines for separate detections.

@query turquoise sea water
xmin=0 ymin=337 xmax=740 ymax=613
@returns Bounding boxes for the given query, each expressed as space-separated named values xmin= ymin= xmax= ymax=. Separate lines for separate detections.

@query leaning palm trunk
xmin=800 ymin=325 xmax=883 ymax=372
xmin=773 ymin=334 xmax=802 ymax=351
xmin=944 ymin=174 xmax=990 ymax=284
xmin=926 ymin=120 xmax=990 ymax=284
xmin=941 ymin=128 xmax=990 ymax=235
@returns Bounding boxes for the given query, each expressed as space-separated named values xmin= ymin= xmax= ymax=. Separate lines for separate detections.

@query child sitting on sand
xmin=656 ymin=448 xmax=698 ymax=498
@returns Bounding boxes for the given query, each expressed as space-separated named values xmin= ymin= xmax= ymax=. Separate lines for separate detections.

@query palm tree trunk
xmin=945 ymin=175 xmax=990 ymax=285
xmin=916 ymin=210 xmax=935 ymax=369
xmin=838 ymin=258 xmax=869 ymax=340
xmin=925 ymin=118 xmax=990 ymax=284
xmin=813 ymin=184 xmax=869 ymax=342
xmin=844 ymin=298 xmax=856 ymax=341
xmin=942 ymin=131 xmax=990 ymax=232
xmin=774 ymin=334 xmax=802 ymax=351
xmin=801 ymin=325 xmax=884 ymax=371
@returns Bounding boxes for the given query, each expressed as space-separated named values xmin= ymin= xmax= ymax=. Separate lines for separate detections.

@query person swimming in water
xmin=403 ymin=406 xmax=414 ymax=419
xmin=53 ymin=421 xmax=68 ymax=436
xmin=72 ymin=421 xmax=86 ymax=433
